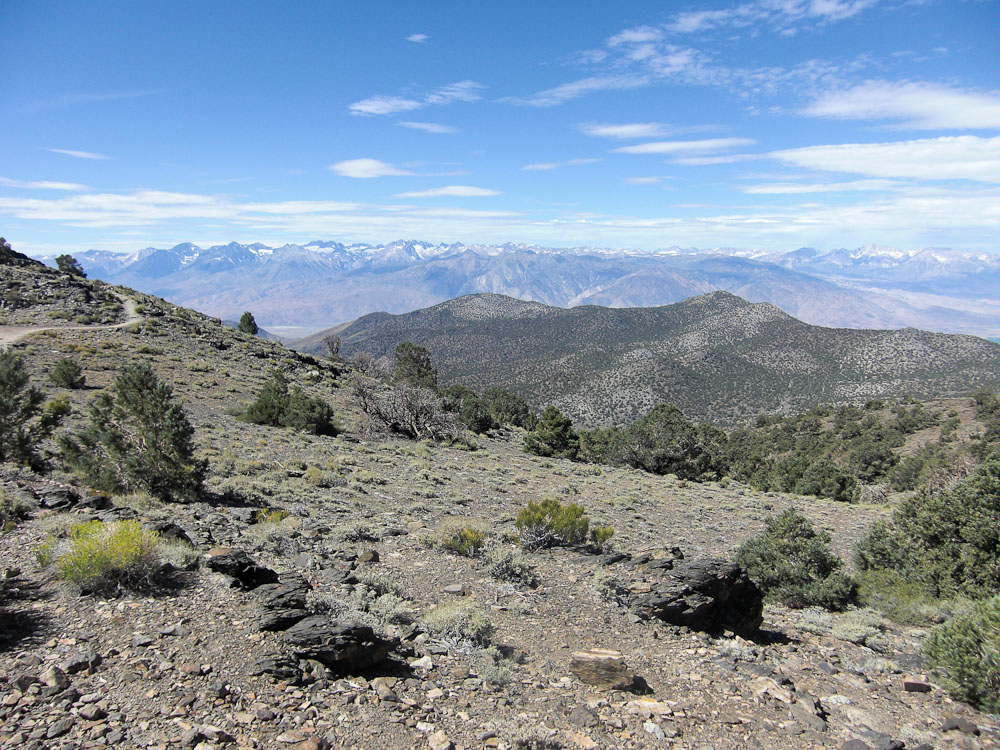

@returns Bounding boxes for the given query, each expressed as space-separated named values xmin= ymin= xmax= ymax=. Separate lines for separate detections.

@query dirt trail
xmin=0 ymin=297 xmax=142 ymax=349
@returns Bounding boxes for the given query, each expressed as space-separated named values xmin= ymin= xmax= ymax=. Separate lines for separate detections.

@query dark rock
xmin=568 ymin=705 xmax=600 ymax=728
xmin=61 ymin=649 xmax=102 ymax=674
xmin=132 ymin=634 xmax=154 ymax=648
xmin=77 ymin=491 xmax=112 ymax=510
xmin=14 ymin=674 xmax=39 ymax=691
xmin=205 ymin=549 xmax=279 ymax=590
xmin=37 ymin=487 xmax=79 ymax=510
xmin=95 ymin=506 xmax=139 ymax=522
xmin=839 ymin=742 xmax=872 ymax=750
xmin=80 ymin=704 xmax=107 ymax=721
xmin=144 ymin=520 xmax=192 ymax=544
xmin=281 ymin=617 xmax=396 ymax=674
xmin=629 ymin=557 xmax=763 ymax=635
xmin=255 ymin=575 xmax=311 ymax=632
xmin=46 ymin=717 xmax=74 ymax=738
xmin=251 ymin=653 xmax=301 ymax=680
xmin=229 ymin=507 xmax=258 ymax=525
xmin=942 ymin=717 xmax=980 ymax=735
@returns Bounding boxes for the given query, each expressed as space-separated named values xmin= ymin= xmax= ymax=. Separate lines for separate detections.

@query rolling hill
xmin=294 ymin=292 xmax=1000 ymax=426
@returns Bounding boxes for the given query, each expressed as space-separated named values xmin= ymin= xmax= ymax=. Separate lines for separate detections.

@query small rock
xmin=358 ymin=549 xmax=379 ymax=563
xmin=942 ymin=717 xmax=981 ymax=735
xmin=569 ymin=649 xmax=639 ymax=691
xmin=79 ymin=704 xmax=107 ymax=721
xmin=568 ymin=705 xmax=599 ymax=728
xmin=643 ymin=720 xmax=666 ymax=740
xmin=410 ymin=656 xmax=434 ymax=670
xmin=442 ymin=584 xmax=466 ymax=596
xmin=428 ymin=729 xmax=452 ymax=750
xmin=132 ymin=633 xmax=154 ymax=648
xmin=426 ymin=687 xmax=445 ymax=700
xmin=901 ymin=674 xmax=932 ymax=693
xmin=40 ymin=665 xmax=70 ymax=689
xmin=46 ymin=716 xmax=75 ymax=738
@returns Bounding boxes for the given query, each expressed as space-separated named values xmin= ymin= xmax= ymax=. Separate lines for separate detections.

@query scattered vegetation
xmin=736 ymin=508 xmax=856 ymax=610
xmin=426 ymin=518 xmax=492 ymax=557
xmin=423 ymin=600 xmax=493 ymax=647
xmin=483 ymin=540 xmax=537 ymax=586
xmin=523 ymin=406 xmax=579 ymax=459
xmin=241 ymin=369 xmax=338 ymax=435
xmin=59 ymin=362 xmax=206 ymax=501
xmin=48 ymin=357 xmax=86 ymax=389
xmin=55 ymin=254 xmax=86 ymax=277
xmin=352 ymin=376 xmax=462 ymax=442
xmin=854 ymin=457 xmax=1000 ymax=600
xmin=0 ymin=489 xmax=28 ymax=532
xmin=0 ymin=350 xmax=64 ymax=468
xmin=924 ymin=594 xmax=1000 ymax=713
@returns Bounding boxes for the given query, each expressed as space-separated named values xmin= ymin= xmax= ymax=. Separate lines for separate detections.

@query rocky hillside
xmin=294 ymin=292 xmax=1000 ymax=427
xmin=1 ymin=255 xmax=999 ymax=749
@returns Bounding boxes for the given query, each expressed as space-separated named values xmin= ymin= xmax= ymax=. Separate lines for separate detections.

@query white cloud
xmin=406 ymin=33 xmax=428 ymax=43
xmin=580 ymin=123 xmax=670 ymax=139
xmin=613 ymin=138 xmax=754 ymax=155
xmin=395 ymin=185 xmax=502 ymax=198
xmin=4 ymin=184 xmax=1000 ymax=252
xmin=673 ymin=154 xmax=761 ymax=165
xmin=0 ymin=177 xmax=89 ymax=191
xmin=608 ymin=26 xmax=663 ymax=46
xmin=46 ymin=148 xmax=109 ymax=160
xmin=397 ymin=121 xmax=458 ymax=134
xmin=804 ymin=81 xmax=1000 ymax=130
xmin=424 ymin=81 xmax=482 ymax=105
xmin=328 ymin=159 xmax=414 ymax=178
xmin=669 ymin=0 xmax=879 ymax=33
xmin=509 ymin=75 xmax=651 ymax=107
xmin=350 ymin=81 xmax=483 ymax=116
xmin=771 ymin=136 xmax=1000 ymax=182
xmin=742 ymin=179 xmax=902 ymax=194
xmin=625 ymin=176 xmax=665 ymax=184
xmin=522 ymin=158 xmax=600 ymax=171
xmin=349 ymin=96 xmax=423 ymax=117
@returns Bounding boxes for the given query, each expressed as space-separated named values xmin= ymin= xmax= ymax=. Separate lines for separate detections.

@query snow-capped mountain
xmin=49 ymin=240 xmax=1000 ymax=336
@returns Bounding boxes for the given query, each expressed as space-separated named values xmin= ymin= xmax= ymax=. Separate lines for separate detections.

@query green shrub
xmin=49 ymin=520 xmax=161 ymax=593
xmin=857 ymin=569 xmax=952 ymax=625
xmin=393 ymin=342 xmax=438 ymax=390
xmin=515 ymin=498 xmax=590 ymax=551
xmin=429 ymin=518 xmax=492 ymax=557
xmin=924 ymin=594 xmax=1000 ymax=712
xmin=48 ymin=358 xmax=85 ymax=389
xmin=59 ymin=363 xmax=206 ymax=502
xmin=238 ymin=311 xmax=259 ymax=335
xmin=589 ymin=525 xmax=616 ymax=552
xmin=0 ymin=350 xmax=63 ymax=468
xmin=736 ymin=508 xmax=856 ymax=610
xmin=242 ymin=370 xmax=337 ymax=436
xmin=523 ymin=406 xmax=579 ymax=459
xmin=854 ymin=458 xmax=1000 ymax=600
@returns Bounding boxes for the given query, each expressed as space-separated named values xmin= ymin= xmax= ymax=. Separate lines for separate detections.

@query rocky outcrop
xmin=628 ymin=557 xmax=763 ymax=635
xmin=204 ymin=548 xmax=279 ymax=590
xmin=281 ymin=618 xmax=396 ymax=674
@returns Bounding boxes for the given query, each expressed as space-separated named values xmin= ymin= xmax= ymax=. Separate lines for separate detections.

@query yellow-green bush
xmin=423 ymin=600 xmax=492 ymax=646
xmin=428 ymin=518 xmax=492 ymax=557
xmin=515 ymin=498 xmax=591 ymax=551
xmin=47 ymin=520 xmax=160 ymax=593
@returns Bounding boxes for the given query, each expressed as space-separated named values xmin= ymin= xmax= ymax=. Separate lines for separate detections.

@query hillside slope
xmin=295 ymin=292 xmax=1000 ymax=426
xmin=3 ymin=252 xmax=1000 ymax=749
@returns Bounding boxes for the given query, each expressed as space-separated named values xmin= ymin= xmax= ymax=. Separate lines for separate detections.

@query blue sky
xmin=2 ymin=0 xmax=999 ymax=255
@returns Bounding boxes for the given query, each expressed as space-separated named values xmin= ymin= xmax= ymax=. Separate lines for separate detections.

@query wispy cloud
xmin=46 ymin=148 xmax=110 ymax=160
xmin=397 ymin=121 xmax=458 ymax=134
xmin=613 ymin=138 xmax=754 ymax=155
xmin=522 ymin=158 xmax=601 ymax=171
xmin=668 ymin=0 xmax=880 ymax=34
xmin=395 ymin=185 xmax=501 ymax=198
xmin=0 ymin=177 xmax=89 ymax=191
xmin=16 ymin=89 xmax=160 ymax=115
xmin=804 ymin=81 xmax=1000 ymax=130
xmin=580 ymin=122 xmax=671 ymax=139
xmin=624 ymin=176 xmax=666 ymax=185
xmin=328 ymin=158 xmax=414 ymax=178
xmin=509 ymin=75 xmax=651 ymax=107
xmin=350 ymin=80 xmax=483 ymax=116
xmin=771 ymin=136 xmax=1000 ymax=182
xmin=741 ymin=178 xmax=902 ymax=194
xmin=406 ymin=33 xmax=428 ymax=43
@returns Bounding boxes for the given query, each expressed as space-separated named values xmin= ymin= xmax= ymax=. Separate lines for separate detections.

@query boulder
xmin=255 ymin=575 xmax=311 ymax=632
xmin=569 ymin=649 xmax=642 ymax=691
xmin=205 ymin=548 xmax=279 ymax=590
xmin=281 ymin=617 xmax=396 ymax=674
xmin=629 ymin=557 xmax=763 ymax=635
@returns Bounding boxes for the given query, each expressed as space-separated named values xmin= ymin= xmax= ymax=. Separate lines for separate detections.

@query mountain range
xmin=293 ymin=292 xmax=1000 ymax=427
xmin=59 ymin=240 xmax=1000 ymax=337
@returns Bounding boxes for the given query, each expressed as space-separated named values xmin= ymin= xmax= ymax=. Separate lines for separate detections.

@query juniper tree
xmin=59 ymin=363 xmax=205 ymax=502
